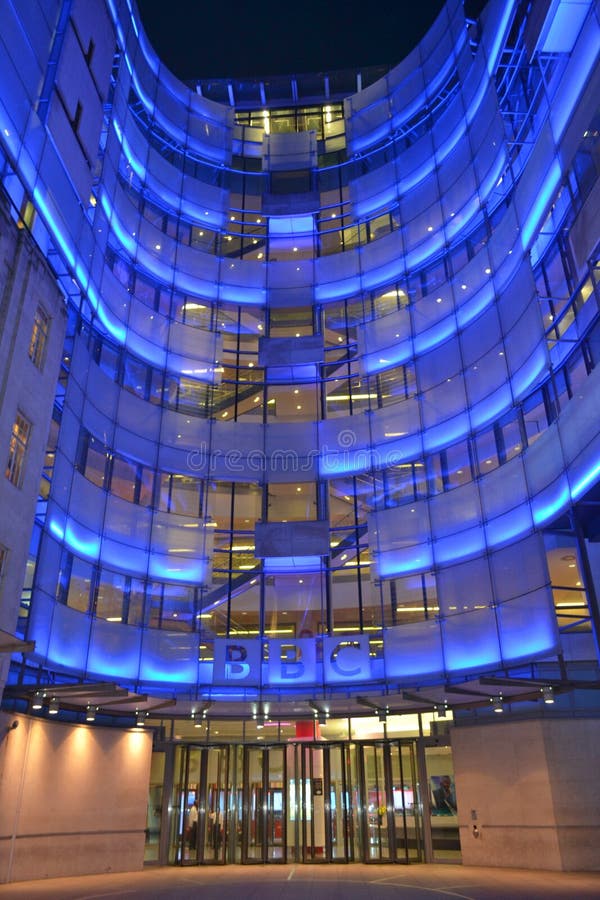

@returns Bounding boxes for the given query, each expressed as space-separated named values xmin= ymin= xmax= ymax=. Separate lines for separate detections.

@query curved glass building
xmin=0 ymin=0 xmax=599 ymax=877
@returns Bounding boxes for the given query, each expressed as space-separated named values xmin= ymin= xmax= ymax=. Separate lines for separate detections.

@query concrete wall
xmin=0 ymin=188 xmax=67 ymax=695
xmin=0 ymin=712 xmax=153 ymax=883
xmin=452 ymin=717 xmax=600 ymax=871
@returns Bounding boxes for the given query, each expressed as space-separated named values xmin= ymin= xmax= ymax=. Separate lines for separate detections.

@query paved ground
xmin=0 ymin=864 xmax=599 ymax=900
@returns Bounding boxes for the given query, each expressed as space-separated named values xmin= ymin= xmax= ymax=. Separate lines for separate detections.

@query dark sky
xmin=135 ymin=0 xmax=447 ymax=81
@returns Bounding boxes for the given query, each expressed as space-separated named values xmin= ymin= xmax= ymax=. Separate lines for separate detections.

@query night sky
xmin=135 ymin=0 xmax=448 ymax=81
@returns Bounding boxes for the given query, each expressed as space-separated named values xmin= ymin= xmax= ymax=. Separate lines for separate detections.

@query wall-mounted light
xmin=86 ymin=705 xmax=97 ymax=722
xmin=48 ymin=697 xmax=59 ymax=715
xmin=492 ymin=695 xmax=504 ymax=713
xmin=542 ymin=686 xmax=554 ymax=704
xmin=32 ymin=692 xmax=43 ymax=711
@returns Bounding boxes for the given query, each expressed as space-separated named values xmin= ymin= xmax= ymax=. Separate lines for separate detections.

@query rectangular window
xmin=110 ymin=456 xmax=137 ymax=503
xmin=95 ymin=570 xmax=126 ymax=621
xmin=5 ymin=412 xmax=31 ymax=487
xmin=66 ymin=557 xmax=93 ymax=613
xmin=28 ymin=306 xmax=50 ymax=369
xmin=83 ymin=434 xmax=108 ymax=488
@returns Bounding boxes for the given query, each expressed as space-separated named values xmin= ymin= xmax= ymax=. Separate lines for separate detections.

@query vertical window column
xmin=5 ymin=412 xmax=31 ymax=487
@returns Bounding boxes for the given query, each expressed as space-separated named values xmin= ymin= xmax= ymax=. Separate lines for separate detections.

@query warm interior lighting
xmin=183 ymin=302 xmax=206 ymax=311
xmin=326 ymin=393 xmax=377 ymax=401
xmin=32 ymin=692 xmax=43 ymax=710
xmin=49 ymin=697 xmax=59 ymax=715
xmin=136 ymin=709 xmax=146 ymax=727
xmin=86 ymin=705 xmax=97 ymax=722
xmin=492 ymin=695 xmax=504 ymax=713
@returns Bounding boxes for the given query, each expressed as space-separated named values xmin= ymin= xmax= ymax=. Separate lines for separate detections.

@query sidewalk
xmin=0 ymin=863 xmax=599 ymax=900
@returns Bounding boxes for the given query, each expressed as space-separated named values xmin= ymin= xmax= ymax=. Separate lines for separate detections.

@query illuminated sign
xmin=28 ymin=596 xmax=558 ymax=691
xmin=213 ymin=639 xmax=261 ymax=685
xmin=322 ymin=636 xmax=371 ymax=683
xmin=267 ymin=639 xmax=317 ymax=685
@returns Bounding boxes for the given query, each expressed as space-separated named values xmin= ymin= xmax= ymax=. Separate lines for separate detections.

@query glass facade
xmin=0 ymin=0 xmax=599 ymax=731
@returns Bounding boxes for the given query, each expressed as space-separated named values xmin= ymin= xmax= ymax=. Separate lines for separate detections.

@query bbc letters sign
xmin=213 ymin=638 xmax=262 ymax=685
xmin=212 ymin=634 xmax=376 ymax=687
xmin=196 ymin=607 xmax=555 ymax=688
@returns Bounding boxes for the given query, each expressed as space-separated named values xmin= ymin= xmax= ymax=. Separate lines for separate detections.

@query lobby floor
xmin=0 ymin=864 xmax=599 ymax=899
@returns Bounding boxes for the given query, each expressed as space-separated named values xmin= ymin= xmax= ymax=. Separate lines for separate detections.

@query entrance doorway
xmin=243 ymin=745 xmax=286 ymax=862
xmin=361 ymin=741 xmax=423 ymax=862
xmin=164 ymin=737 xmax=457 ymax=865
xmin=172 ymin=745 xmax=231 ymax=864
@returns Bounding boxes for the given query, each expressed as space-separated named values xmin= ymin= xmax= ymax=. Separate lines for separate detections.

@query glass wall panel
xmin=144 ymin=751 xmax=165 ymax=863
xmin=66 ymin=557 xmax=93 ymax=612
xmin=95 ymin=570 xmax=126 ymax=621
xmin=264 ymin=573 xmax=325 ymax=639
xmin=268 ymin=482 xmax=317 ymax=521
xmin=363 ymin=744 xmax=390 ymax=860
xmin=424 ymin=745 xmax=460 ymax=861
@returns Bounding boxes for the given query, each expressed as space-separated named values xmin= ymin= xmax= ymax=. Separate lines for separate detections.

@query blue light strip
xmin=31 ymin=186 xmax=131 ymax=347
xmin=571 ymin=461 xmax=600 ymax=500
xmin=50 ymin=515 xmax=209 ymax=581
xmin=532 ymin=481 xmax=571 ymax=526
xmin=376 ymin=455 xmax=600 ymax=578
xmin=486 ymin=0 xmax=516 ymax=77
xmin=33 ymin=186 xmax=75 ymax=268
xmin=550 ymin=10 xmax=599 ymax=142
xmin=112 ymin=118 xmax=146 ymax=182
xmin=520 ymin=159 xmax=562 ymax=251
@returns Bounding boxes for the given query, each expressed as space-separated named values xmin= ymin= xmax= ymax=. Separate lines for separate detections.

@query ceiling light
xmin=136 ymin=710 xmax=146 ymax=727
xmin=492 ymin=695 xmax=504 ymax=713
xmin=49 ymin=697 xmax=59 ymax=715
xmin=542 ymin=686 xmax=554 ymax=704
xmin=86 ymin=705 xmax=97 ymax=722
xmin=32 ymin=692 xmax=43 ymax=711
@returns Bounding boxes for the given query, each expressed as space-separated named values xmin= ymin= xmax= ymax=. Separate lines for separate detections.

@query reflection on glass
xmin=424 ymin=745 xmax=461 ymax=861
